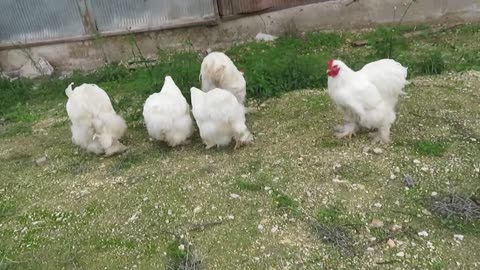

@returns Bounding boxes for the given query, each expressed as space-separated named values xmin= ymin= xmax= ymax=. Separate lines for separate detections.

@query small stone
xmin=35 ymin=156 xmax=48 ymax=166
xmin=227 ymin=215 xmax=235 ymax=220
xmin=454 ymin=234 xmax=464 ymax=241
xmin=394 ymin=167 xmax=401 ymax=173
xmin=270 ymin=225 xmax=278 ymax=233
xmin=333 ymin=178 xmax=348 ymax=183
xmin=370 ymin=219 xmax=384 ymax=228
xmin=390 ymin=174 xmax=396 ymax=180
xmin=413 ymin=159 xmax=421 ymax=164
xmin=362 ymin=146 xmax=371 ymax=153
xmin=418 ymin=230 xmax=429 ymax=237
xmin=387 ymin=239 xmax=396 ymax=248
xmin=404 ymin=175 xmax=415 ymax=187
xmin=193 ymin=206 xmax=202 ymax=214
xmin=391 ymin=224 xmax=402 ymax=232
xmin=374 ymin=203 xmax=382 ymax=208
xmin=230 ymin=193 xmax=240 ymax=199
xmin=366 ymin=247 xmax=374 ymax=253
xmin=257 ymin=224 xmax=264 ymax=231
xmin=421 ymin=166 xmax=429 ymax=172
xmin=369 ymin=237 xmax=377 ymax=242
xmin=255 ymin=32 xmax=278 ymax=41
xmin=373 ymin=148 xmax=383 ymax=154
xmin=422 ymin=209 xmax=431 ymax=216
xmin=431 ymin=192 xmax=438 ymax=196
xmin=396 ymin=251 xmax=405 ymax=257
xmin=19 ymin=57 xmax=54 ymax=79
xmin=178 ymin=244 xmax=185 ymax=251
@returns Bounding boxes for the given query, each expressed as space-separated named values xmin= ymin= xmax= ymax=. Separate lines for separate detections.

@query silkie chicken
xmin=190 ymin=87 xmax=253 ymax=149
xmin=143 ymin=76 xmax=193 ymax=147
xmin=327 ymin=59 xmax=408 ymax=144
xmin=65 ymin=83 xmax=127 ymax=156
xmin=200 ymin=52 xmax=247 ymax=105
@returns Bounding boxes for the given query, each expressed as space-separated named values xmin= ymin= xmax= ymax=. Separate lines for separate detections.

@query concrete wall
xmin=1 ymin=0 xmax=479 ymax=75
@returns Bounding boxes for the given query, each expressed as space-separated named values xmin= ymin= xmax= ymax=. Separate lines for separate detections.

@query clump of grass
xmin=271 ymin=190 xmax=297 ymax=209
xmin=0 ymin=78 xmax=32 ymax=117
xmin=0 ymin=201 xmax=16 ymax=221
xmin=236 ymin=180 xmax=264 ymax=192
xmin=367 ymin=26 xmax=407 ymax=59
xmin=418 ymin=50 xmax=446 ymax=75
xmin=414 ymin=140 xmax=448 ymax=156
xmin=317 ymin=207 xmax=342 ymax=224
xmin=3 ymin=104 xmax=38 ymax=123
xmin=305 ymin=32 xmax=343 ymax=48
xmin=1 ymin=24 xmax=479 ymax=122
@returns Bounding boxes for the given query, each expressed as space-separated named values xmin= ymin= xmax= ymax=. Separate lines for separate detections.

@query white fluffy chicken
xmin=143 ymin=76 xmax=193 ymax=147
xmin=200 ymin=52 xmax=247 ymax=105
xmin=65 ymin=83 xmax=127 ymax=156
xmin=190 ymin=87 xmax=253 ymax=149
xmin=327 ymin=59 xmax=408 ymax=143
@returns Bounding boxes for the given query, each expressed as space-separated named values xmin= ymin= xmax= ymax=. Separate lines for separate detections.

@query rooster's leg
xmin=336 ymin=130 xmax=355 ymax=139
xmin=369 ymin=126 xmax=391 ymax=144
xmin=105 ymin=141 xmax=127 ymax=157
xmin=205 ymin=141 xmax=215 ymax=149
xmin=335 ymin=122 xmax=357 ymax=139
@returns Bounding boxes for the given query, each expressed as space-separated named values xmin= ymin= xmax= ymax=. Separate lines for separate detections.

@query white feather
xmin=327 ymin=59 xmax=408 ymax=143
xmin=65 ymin=83 xmax=127 ymax=156
xmin=143 ymin=76 xmax=193 ymax=147
xmin=190 ymin=87 xmax=253 ymax=149
xmin=358 ymin=59 xmax=409 ymax=107
xmin=200 ymin=52 xmax=246 ymax=105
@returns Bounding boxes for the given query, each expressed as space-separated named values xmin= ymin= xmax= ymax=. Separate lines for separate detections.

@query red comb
xmin=328 ymin=59 xmax=334 ymax=69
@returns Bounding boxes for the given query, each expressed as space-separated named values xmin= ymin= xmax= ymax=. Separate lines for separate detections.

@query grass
xmin=1 ymin=24 xmax=480 ymax=121
xmin=0 ymin=25 xmax=480 ymax=269
xmin=414 ymin=141 xmax=448 ymax=156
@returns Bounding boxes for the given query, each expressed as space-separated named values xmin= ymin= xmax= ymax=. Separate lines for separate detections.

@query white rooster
xmin=190 ymin=87 xmax=253 ymax=149
xmin=200 ymin=52 xmax=247 ymax=105
xmin=65 ymin=83 xmax=127 ymax=156
xmin=327 ymin=59 xmax=408 ymax=143
xmin=143 ymin=76 xmax=193 ymax=147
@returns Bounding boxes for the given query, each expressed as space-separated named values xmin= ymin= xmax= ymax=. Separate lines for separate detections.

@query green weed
xmin=367 ymin=27 xmax=407 ymax=59
xmin=236 ymin=180 xmax=265 ymax=192
xmin=414 ymin=141 xmax=448 ymax=156
xmin=272 ymin=190 xmax=297 ymax=209
xmin=1 ymin=25 xmax=479 ymax=123
xmin=418 ymin=50 xmax=446 ymax=75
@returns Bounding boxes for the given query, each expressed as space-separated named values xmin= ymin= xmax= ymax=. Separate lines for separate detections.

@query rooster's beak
xmin=326 ymin=69 xmax=330 ymax=74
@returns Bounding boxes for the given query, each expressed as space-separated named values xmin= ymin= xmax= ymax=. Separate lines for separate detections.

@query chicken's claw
xmin=335 ymin=131 xmax=355 ymax=139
